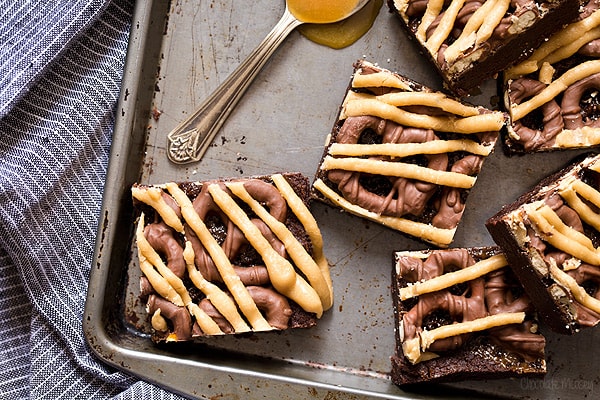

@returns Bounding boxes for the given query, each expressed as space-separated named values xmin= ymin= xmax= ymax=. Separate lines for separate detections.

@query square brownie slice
xmin=388 ymin=0 xmax=579 ymax=95
xmin=391 ymin=247 xmax=546 ymax=385
xmin=503 ymin=1 xmax=600 ymax=153
xmin=312 ymin=60 xmax=505 ymax=247
xmin=486 ymin=153 xmax=600 ymax=334
xmin=131 ymin=172 xmax=333 ymax=342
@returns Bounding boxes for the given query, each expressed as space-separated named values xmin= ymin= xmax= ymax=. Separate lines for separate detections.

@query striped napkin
xmin=0 ymin=1 xmax=183 ymax=398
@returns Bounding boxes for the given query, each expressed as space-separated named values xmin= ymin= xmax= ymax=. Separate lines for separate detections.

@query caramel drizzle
xmin=538 ymin=62 xmax=555 ymax=85
xmin=549 ymin=263 xmax=600 ymax=315
xmin=351 ymin=69 xmax=412 ymax=91
xmin=313 ymin=178 xmax=455 ymax=246
xmin=414 ymin=0 xmax=443 ymax=42
xmin=507 ymin=10 xmax=600 ymax=79
xmin=321 ymin=156 xmax=477 ymax=189
xmin=207 ymin=184 xmax=324 ymax=317
xmin=328 ymin=140 xmax=492 ymax=158
xmin=375 ymin=92 xmax=481 ymax=117
xmin=151 ymin=309 xmax=168 ymax=332
xmin=132 ymin=186 xmax=184 ymax=232
xmin=559 ymin=176 xmax=600 ymax=231
xmin=343 ymin=93 xmax=505 ymax=133
xmin=399 ymin=253 xmax=508 ymax=300
xmin=271 ymin=174 xmax=333 ymax=305
xmin=511 ymin=60 xmax=600 ymax=121
xmin=165 ymin=182 xmax=273 ymax=331
xmin=136 ymin=213 xmax=225 ymax=335
xmin=443 ymin=0 xmax=510 ymax=64
xmin=347 ymin=67 xmax=505 ymax=131
xmin=424 ymin=0 xmax=466 ymax=55
xmin=226 ymin=181 xmax=332 ymax=311
xmin=350 ymin=66 xmax=481 ymax=115
xmin=136 ymin=213 xmax=185 ymax=306
xmin=182 ymin=241 xmax=248 ymax=333
xmin=555 ymin=127 xmax=600 ymax=148
xmin=402 ymin=312 xmax=526 ymax=364
xmin=524 ymin=201 xmax=600 ymax=266
xmin=186 ymin=302 xmax=223 ymax=336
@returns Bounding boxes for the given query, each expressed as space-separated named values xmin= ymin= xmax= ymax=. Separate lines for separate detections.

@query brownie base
xmin=390 ymin=340 xmax=546 ymax=386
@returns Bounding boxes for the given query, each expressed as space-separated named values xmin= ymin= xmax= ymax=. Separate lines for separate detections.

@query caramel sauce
xmin=287 ymin=0 xmax=361 ymax=24
xmin=297 ymin=0 xmax=382 ymax=49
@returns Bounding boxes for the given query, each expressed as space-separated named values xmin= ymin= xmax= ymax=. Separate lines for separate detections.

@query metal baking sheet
xmin=84 ymin=1 xmax=598 ymax=398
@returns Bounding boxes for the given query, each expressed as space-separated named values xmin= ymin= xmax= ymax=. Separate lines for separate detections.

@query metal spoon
xmin=167 ymin=0 xmax=371 ymax=164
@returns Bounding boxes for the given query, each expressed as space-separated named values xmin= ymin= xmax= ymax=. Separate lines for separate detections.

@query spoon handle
xmin=167 ymin=9 xmax=302 ymax=164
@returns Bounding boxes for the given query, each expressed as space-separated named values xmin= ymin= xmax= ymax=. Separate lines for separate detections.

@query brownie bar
xmin=131 ymin=172 xmax=333 ymax=341
xmin=486 ymin=153 xmax=600 ymax=334
xmin=388 ymin=0 xmax=579 ymax=96
xmin=391 ymin=247 xmax=546 ymax=385
xmin=312 ymin=60 xmax=505 ymax=247
xmin=503 ymin=1 xmax=600 ymax=153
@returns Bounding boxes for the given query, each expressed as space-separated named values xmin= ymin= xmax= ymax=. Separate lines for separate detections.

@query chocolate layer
xmin=486 ymin=153 xmax=600 ymax=334
xmin=132 ymin=172 xmax=333 ymax=341
xmin=388 ymin=0 xmax=579 ymax=95
xmin=503 ymin=1 xmax=600 ymax=153
xmin=391 ymin=247 xmax=546 ymax=385
xmin=312 ymin=60 xmax=504 ymax=247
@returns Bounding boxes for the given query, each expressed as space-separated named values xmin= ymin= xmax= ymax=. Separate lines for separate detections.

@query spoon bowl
xmin=167 ymin=0 xmax=371 ymax=164
xmin=287 ymin=0 xmax=370 ymax=24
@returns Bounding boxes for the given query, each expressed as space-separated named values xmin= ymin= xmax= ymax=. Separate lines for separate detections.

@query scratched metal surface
xmin=84 ymin=0 xmax=598 ymax=399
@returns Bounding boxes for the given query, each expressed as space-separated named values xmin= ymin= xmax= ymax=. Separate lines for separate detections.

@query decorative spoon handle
xmin=167 ymin=8 xmax=302 ymax=164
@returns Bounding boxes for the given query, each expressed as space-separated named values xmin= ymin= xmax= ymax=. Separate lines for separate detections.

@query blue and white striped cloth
xmin=0 ymin=1 xmax=182 ymax=398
